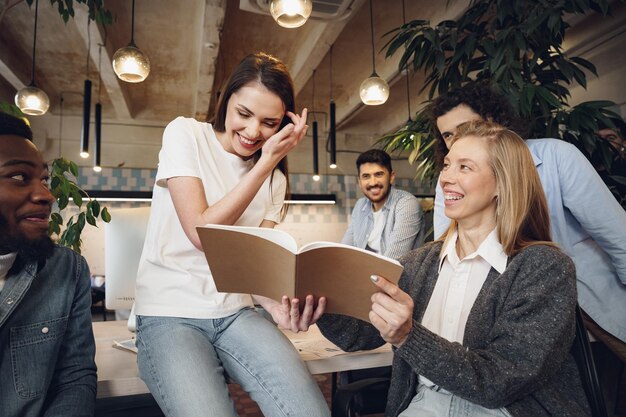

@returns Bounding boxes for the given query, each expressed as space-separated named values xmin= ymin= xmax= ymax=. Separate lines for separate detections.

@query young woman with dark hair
xmin=133 ymin=52 xmax=329 ymax=417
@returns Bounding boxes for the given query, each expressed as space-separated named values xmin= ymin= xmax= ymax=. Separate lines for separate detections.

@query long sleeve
xmin=43 ymin=255 xmax=97 ymax=417
xmin=316 ymin=313 xmax=386 ymax=352
xmin=555 ymin=141 xmax=626 ymax=285
xmin=394 ymin=245 xmax=577 ymax=409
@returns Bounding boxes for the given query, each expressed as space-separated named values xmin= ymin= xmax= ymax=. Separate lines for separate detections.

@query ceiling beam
xmin=193 ymin=0 xmax=226 ymax=121
xmin=287 ymin=0 xmax=365 ymax=96
xmin=0 ymin=57 xmax=26 ymax=91
xmin=72 ymin=6 xmax=133 ymax=120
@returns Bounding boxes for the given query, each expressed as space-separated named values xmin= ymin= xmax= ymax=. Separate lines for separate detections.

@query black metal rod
xmin=329 ymin=100 xmax=336 ymax=167
xmin=81 ymin=79 xmax=92 ymax=156
xmin=368 ymin=0 xmax=376 ymax=74
xmin=30 ymin=0 xmax=39 ymax=84
xmin=94 ymin=102 xmax=102 ymax=167
xmin=130 ymin=0 xmax=136 ymax=45
xmin=312 ymin=120 xmax=319 ymax=176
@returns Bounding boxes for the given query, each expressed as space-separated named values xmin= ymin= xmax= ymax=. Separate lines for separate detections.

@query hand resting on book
xmin=253 ymin=294 xmax=327 ymax=333
xmin=369 ymin=274 xmax=414 ymax=347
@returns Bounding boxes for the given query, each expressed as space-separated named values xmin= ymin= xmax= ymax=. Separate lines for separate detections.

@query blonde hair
xmin=440 ymin=120 xmax=555 ymax=256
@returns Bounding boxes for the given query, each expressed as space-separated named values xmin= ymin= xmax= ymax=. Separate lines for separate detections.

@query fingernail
xmin=370 ymin=275 xmax=379 ymax=283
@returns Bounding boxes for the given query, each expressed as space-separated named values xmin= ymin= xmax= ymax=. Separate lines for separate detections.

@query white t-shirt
xmin=134 ymin=117 xmax=286 ymax=319
xmin=366 ymin=208 xmax=386 ymax=253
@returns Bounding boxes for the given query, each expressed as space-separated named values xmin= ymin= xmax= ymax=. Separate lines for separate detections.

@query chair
xmin=331 ymin=305 xmax=608 ymax=417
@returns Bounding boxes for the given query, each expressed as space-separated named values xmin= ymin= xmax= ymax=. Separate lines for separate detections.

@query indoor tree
xmin=380 ymin=0 xmax=626 ymax=208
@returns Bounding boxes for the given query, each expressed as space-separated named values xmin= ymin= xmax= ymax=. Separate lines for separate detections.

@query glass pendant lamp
xmin=359 ymin=0 xmax=389 ymax=105
xmin=270 ymin=0 xmax=313 ymax=28
xmin=15 ymin=0 xmax=50 ymax=115
xmin=112 ymin=0 xmax=150 ymax=82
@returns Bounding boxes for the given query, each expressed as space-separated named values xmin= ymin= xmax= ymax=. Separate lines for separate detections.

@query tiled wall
xmin=73 ymin=167 xmax=435 ymax=274
xmin=77 ymin=167 xmax=435 ymax=218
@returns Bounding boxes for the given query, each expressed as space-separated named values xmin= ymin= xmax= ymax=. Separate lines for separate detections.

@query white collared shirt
xmin=421 ymin=229 xmax=507 ymax=344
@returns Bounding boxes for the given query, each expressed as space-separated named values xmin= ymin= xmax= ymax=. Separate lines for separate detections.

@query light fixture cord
xmin=130 ymin=0 xmax=136 ymax=45
xmin=402 ymin=0 xmax=411 ymax=121
xmin=329 ymin=44 xmax=333 ymax=100
xmin=312 ymin=69 xmax=317 ymax=122
xmin=368 ymin=0 xmax=376 ymax=74
xmin=98 ymin=44 xmax=102 ymax=102
xmin=30 ymin=0 xmax=39 ymax=84
xmin=86 ymin=16 xmax=91 ymax=77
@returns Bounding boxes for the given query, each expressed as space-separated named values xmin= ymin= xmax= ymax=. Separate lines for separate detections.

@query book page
xmin=197 ymin=225 xmax=298 ymax=299
xmin=201 ymin=224 xmax=298 ymax=252
xmin=295 ymin=247 xmax=403 ymax=322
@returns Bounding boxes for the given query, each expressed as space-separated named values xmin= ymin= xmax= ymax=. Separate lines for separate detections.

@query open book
xmin=197 ymin=225 xmax=404 ymax=322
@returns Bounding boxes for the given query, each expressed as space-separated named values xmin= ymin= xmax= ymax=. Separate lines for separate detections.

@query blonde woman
xmin=318 ymin=121 xmax=589 ymax=416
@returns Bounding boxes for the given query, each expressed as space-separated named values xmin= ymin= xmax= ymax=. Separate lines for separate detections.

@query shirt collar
xmin=439 ymin=229 xmax=507 ymax=273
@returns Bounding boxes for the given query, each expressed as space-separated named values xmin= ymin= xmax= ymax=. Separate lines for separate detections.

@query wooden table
xmin=94 ymin=320 xmax=392 ymax=398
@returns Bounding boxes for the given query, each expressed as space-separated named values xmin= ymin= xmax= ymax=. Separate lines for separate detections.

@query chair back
xmin=572 ymin=305 xmax=608 ymax=417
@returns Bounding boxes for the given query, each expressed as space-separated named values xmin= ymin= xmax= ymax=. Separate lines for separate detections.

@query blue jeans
xmin=398 ymin=384 xmax=513 ymax=417
xmin=136 ymin=308 xmax=330 ymax=417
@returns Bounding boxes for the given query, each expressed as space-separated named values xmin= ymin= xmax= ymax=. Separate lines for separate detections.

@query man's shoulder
xmin=390 ymin=187 xmax=418 ymax=200
xmin=43 ymin=245 xmax=87 ymax=273
xmin=526 ymin=138 xmax=580 ymax=156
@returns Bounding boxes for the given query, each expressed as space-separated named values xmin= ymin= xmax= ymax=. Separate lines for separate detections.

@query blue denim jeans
xmin=136 ymin=308 xmax=330 ymax=417
xmin=398 ymin=384 xmax=513 ymax=417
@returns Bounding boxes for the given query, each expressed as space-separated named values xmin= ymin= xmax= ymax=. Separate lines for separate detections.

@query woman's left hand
xmin=268 ymin=294 xmax=326 ymax=333
xmin=369 ymin=275 xmax=414 ymax=347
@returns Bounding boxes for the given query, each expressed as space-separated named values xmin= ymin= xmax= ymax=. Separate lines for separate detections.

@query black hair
xmin=0 ymin=112 xmax=33 ymax=141
xmin=356 ymin=149 xmax=393 ymax=174
xmin=429 ymin=82 xmax=527 ymax=167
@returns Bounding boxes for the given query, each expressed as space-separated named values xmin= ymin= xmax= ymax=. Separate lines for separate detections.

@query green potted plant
xmin=379 ymin=0 xmax=626 ymax=207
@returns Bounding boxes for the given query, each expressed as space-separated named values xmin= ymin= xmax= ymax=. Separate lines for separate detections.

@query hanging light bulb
xmin=360 ymin=0 xmax=389 ymax=106
xmin=15 ymin=0 xmax=50 ymax=116
xmin=15 ymin=86 xmax=49 ymax=115
xmin=112 ymin=0 xmax=150 ymax=82
xmin=312 ymin=120 xmax=320 ymax=181
xmin=311 ymin=69 xmax=320 ymax=181
xmin=270 ymin=0 xmax=312 ymax=28
xmin=94 ymin=45 xmax=103 ymax=172
xmin=80 ymin=79 xmax=91 ymax=158
xmin=93 ymin=103 xmax=102 ymax=172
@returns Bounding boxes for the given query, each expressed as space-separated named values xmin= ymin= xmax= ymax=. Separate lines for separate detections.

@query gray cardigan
xmin=317 ymin=241 xmax=591 ymax=416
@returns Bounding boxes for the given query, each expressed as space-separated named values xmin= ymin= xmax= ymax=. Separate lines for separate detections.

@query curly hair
xmin=429 ymin=82 xmax=527 ymax=167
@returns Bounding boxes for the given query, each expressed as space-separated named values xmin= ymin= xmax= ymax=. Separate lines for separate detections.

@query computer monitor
xmin=104 ymin=206 xmax=151 ymax=312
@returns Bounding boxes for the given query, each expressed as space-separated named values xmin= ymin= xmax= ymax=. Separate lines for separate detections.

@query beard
xmin=0 ymin=213 xmax=55 ymax=263
xmin=367 ymin=183 xmax=392 ymax=204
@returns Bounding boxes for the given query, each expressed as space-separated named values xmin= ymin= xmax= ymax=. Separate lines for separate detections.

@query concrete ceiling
xmin=0 ymin=0 xmax=625 ymax=176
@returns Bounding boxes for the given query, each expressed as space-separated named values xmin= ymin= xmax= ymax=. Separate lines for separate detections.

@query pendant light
xmin=311 ymin=70 xmax=320 ymax=181
xmin=329 ymin=44 xmax=337 ymax=169
xmin=80 ymin=18 xmax=91 ymax=159
xmin=112 ymin=0 xmax=150 ymax=82
xmin=359 ymin=0 xmax=389 ymax=105
xmin=270 ymin=0 xmax=312 ymax=28
xmin=14 ymin=0 xmax=50 ymax=116
xmin=93 ymin=44 xmax=104 ymax=173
